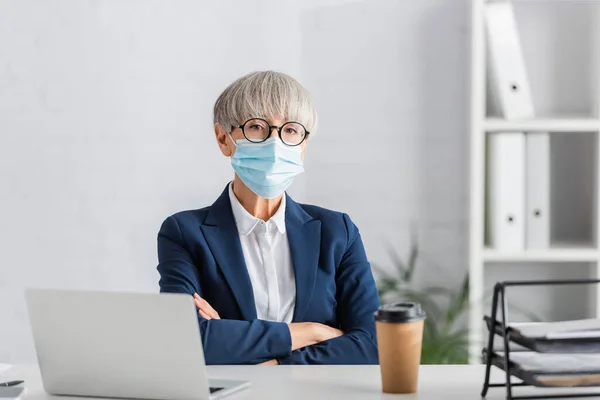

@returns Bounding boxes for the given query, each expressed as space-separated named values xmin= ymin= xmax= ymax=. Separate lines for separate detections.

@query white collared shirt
xmin=228 ymin=183 xmax=296 ymax=323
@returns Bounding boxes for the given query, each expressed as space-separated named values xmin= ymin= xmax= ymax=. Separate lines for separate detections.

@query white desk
xmin=4 ymin=364 xmax=600 ymax=399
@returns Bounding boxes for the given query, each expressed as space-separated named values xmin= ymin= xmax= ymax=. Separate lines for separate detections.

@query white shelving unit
xmin=484 ymin=118 xmax=600 ymax=133
xmin=482 ymin=248 xmax=599 ymax=263
xmin=468 ymin=0 xmax=600 ymax=363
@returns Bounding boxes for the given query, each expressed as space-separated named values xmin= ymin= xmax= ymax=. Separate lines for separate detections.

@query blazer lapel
xmin=200 ymin=186 xmax=257 ymax=321
xmin=285 ymin=195 xmax=322 ymax=322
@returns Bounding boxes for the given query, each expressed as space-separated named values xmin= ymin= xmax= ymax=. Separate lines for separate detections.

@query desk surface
xmin=4 ymin=364 xmax=600 ymax=400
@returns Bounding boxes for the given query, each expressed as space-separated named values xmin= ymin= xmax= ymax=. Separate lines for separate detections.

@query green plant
xmin=372 ymin=240 xmax=470 ymax=365
xmin=373 ymin=239 xmax=542 ymax=365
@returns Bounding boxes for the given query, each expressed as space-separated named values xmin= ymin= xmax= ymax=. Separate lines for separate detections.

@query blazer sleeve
xmin=157 ymin=215 xmax=292 ymax=365
xmin=277 ymin=213 xmax=380 ymax=365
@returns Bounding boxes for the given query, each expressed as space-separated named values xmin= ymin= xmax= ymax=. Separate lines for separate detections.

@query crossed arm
xmin=157 ymin=214 xmax=380 ymax=365
xmin=192 ymin=293 xmax=343 ymax=365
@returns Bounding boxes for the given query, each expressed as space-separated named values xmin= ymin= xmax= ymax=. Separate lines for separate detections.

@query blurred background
xmin=1 ymin=0 xmax=598 ymax=364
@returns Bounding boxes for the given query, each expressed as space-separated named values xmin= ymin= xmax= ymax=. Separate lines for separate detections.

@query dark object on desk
xmin=481 ymin=279 xmax=600 ymax=400
xmin=0 ymin=383 xmax=23 ymax=388
xmin=0 ymin=387 xmax=25 ymax=400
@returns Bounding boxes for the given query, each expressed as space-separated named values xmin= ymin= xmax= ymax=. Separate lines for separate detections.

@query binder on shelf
xmin=526 ymin=133 xmax=550 ymax=249
xmin=485 ymin=0 xmax=550 ymax=250
xmin=485 ymin=0 xmax=533 ymax=120
xmin=487 ymin=133 xmax=526 ymax=250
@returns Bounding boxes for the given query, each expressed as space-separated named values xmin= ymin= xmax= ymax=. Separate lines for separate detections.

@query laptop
xmin=25 ymin=289 xmax=250 ymax=400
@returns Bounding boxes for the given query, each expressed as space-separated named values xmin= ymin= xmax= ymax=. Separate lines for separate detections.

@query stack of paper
xmin=499 ymin=351 xmax=600 ymax=374
xmin=510 ymin=319 xmax=600 ymax=339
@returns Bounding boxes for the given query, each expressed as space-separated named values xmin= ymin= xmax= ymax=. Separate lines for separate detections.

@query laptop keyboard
xmin=209 ymin=387 xmax=224 ymax=394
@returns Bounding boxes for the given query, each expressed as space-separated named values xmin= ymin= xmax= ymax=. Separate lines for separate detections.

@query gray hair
xmin=213 ymin=71 xmax=318 ymax=135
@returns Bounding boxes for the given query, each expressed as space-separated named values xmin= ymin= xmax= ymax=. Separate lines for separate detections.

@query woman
xmin=157 ymin=71 xmax=380 ymax=365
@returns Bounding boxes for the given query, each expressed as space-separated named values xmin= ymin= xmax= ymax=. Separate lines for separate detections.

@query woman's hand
xmin=287 ymin=322 xmax=343 ymax=351
xmin=315 ymin=324 xmax=344 ymax=343
xmin=193 ymin=293 xmax=220 ymax=320
xmin=259 ymin=359 xmax=279 ymax=366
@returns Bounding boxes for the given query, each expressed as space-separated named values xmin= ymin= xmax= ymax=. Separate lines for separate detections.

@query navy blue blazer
xmin=157 ymin=185 xmax=380 ymax=365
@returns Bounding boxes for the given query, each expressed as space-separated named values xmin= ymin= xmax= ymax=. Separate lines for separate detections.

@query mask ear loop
xmin=227 ymin=132 xmax=238 ymax=148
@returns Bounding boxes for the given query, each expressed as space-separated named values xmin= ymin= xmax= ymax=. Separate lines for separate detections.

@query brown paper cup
xmin=376 ymin=319 xmax=424 ymax=394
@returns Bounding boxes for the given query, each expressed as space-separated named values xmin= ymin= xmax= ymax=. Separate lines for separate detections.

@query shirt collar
xmin=228 ymin=182 xmax=286 ymax=236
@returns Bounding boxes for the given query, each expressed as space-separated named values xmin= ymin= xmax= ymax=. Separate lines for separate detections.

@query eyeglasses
xmin=233 ymin=118 xmax=309 ymax=146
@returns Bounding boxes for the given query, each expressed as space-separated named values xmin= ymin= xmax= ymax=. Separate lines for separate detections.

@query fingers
xmin=321 ymin=325 xmax=344 ymax=342
xmin=195 ymin=297 xmax=214 ymax=320
xmin=193 ymin=296 xmax=203 ymax=310
xmin=325 ymin=327 xmax=338 ymax=341
xmin=193 ymin=293 xmax=220 ymax=319
xmin=259 ymin=359 xmax=279 ymax=366
xmin=195 ymin=294 xmax=220 ymax=319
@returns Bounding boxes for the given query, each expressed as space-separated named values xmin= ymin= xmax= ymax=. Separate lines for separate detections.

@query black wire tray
xmin=481 ymin=279 xmax=600 ymax=400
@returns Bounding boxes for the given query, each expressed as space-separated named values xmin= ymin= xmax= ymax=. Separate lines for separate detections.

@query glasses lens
xmin=280 ymin=122 xmax=306 ymax=146
xmin=243 ymin=119 xmax=269 ymax=142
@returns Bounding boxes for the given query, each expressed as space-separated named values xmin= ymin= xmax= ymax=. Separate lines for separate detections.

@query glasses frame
xmin=234 ymin=118 xmax=310 ymax=147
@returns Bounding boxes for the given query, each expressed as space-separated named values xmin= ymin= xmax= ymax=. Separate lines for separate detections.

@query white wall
xmin=0 ymin=0 xmax=307 ymax=362
xmin=0 ymin=0 xmax=594 ymax=363
xmin=299 ymin=0 xmax=470 ymax=290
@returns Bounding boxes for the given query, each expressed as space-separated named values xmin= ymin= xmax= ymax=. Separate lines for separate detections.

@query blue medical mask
xmin=229 ymin=136 xmax=304 ymax=199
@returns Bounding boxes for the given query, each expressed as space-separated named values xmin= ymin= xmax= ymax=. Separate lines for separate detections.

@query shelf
xmin=483 ymin=248 xmax=599 ymax=263
xmin=484 ymin=118 xmax=600 ymax=132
